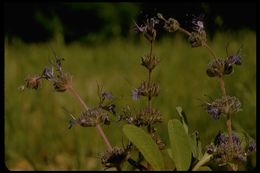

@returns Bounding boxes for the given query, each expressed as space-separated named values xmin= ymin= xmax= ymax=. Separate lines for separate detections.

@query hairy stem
xmin=178 ymin=27 xmax=191 ymax=36
xmin=219 ymin=77 xmax=227 ymax=97
xmin=67 ymin=85 xmax=89 ymax=110
xmin=226 ymin=115 xmax=233 ymax=146
xmin=219 ymin=77 xmax=233 ymax=146
xmin=67 ymin=85 xmax=113 ymax=152
xmin=148 ymin=41 xmax=153 ymax=115
xmin=96 ymin=124 xmax=113 ymax=151
xmin=203 ymin=43 xmax=217 ymax=59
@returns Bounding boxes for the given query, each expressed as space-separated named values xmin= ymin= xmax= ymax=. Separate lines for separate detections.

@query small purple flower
xmin=215 ymin=132 xmax=227 ymax=146
xmin=133 ymin=17 xmax=159 ymax=34
xmin=132 ymin=89 xmax=140 ymax=100
xmin=133 ymin=21 xmax=147 ymax=33
xmin=42 ymin=67 xmax=54 ymax=81
xmin=192 ymin=15 xmax=205 ymax=33
xmin=210 ymin=132 xmax=252 ymax=164
xmin=227 ymin=55 xmax=242 ymax=66
xmin=131 ymin=83 xmax=146 ymax=100
xmin=232 ymin=133 xmax=241 ymax=146
xmin=206 ymin=104 xmax=221 ymax=119
xmin=102 ymin=92 xmax=114 ymax=100
xmin=248 ymin=141 xmax=256 ymax=153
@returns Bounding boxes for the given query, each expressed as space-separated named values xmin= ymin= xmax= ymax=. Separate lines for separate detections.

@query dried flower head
xmin=157 ymin=13 xmax=180 ymax=32
xmin=206 ymin=58 xmax=225 ymax=77
xmin=188 ymin=31 xmax=207 ymax=48
xmin=52 ymin=72 xmax=72 ymax=92
xmin=20 ymin=56 xmax=73 ymax=93
xmin=25 ymin=75 xmax=42 ymax=89
xmin=132 ymin=81 xmax=160 ymax=100
xmin=122 ymin=107 xmax=162 ymax=127
xmin=100 ymin=147 xmax=129 ymax=169
xmin=164 ymin=18 xmax=180 ymax=32
xmin=134 ymin=17 xmax=159 ymax=42
xmin=141 ymin=54 xmax=160 ymax=71
xmin=205 ymin=96 xmax=242 ymax=119
xmin=206 ymin=132 xmax=250 ymax=165
xmin=68 ymin=107 xmax=110 ymax=128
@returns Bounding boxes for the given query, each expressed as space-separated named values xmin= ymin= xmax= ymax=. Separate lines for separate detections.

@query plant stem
xmin=219 ymin=77 xmax=226 ymax=97
xmin=226 ymin=115 xmax=233 ymax=146
xmin=219 ymin=77 xmax=233 ymax=146
xmin=67 ymin=85 xmax=113 ymax=152
xmin=178 ymin=27 xmax=191 ymax=36
xmin=203 ymin=43 xmax=217 ymax=59
xmin=67 ymin=85 xmax=89 ymax=110
xmin=178 ymin=26 xmax=217 ymax=60
xmin=148 ymin=69 xmax=152 ymax=115
xmin=148 ymin=41 xmax=153 ymax=115
xmin=96 ymin=124 xmax=113 ymax=151
xmin=192 ymin=153 xmax=213 ymax=171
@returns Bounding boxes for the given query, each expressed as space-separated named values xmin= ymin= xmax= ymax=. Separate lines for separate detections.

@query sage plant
xmin=157 ymin=12 xmax=256 ymax=170
xmin=19 ymin=11 xmax=255 ymax=171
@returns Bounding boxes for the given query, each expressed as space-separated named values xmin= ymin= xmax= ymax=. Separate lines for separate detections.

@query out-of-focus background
xmin=4 ymin=2 xmax=256 ymax=170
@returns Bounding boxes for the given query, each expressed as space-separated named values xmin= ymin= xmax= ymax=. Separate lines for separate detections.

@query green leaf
xmin=167 ymin=148 xmax=173 ymax=160
xmin=195 ymin=166 xmax=212 ymax=171
xmin=123 ymin=124 xmax=165 ymax=170
xmin=168 ymin=119 xmax=192 ymax=171
xmin=192 ymin=152 xmax=213 ymax=171
xmin=189 ymin=131 xmax=203 ymax=160
xmin=176 ymin=106 xmax=189 ymax=134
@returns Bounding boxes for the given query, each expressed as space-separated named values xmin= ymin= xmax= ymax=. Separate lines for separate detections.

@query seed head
xmin=206 ymin=132 xmax=250 ymax=165
xmin=25 ymin=75 xmax=42 ymax=89
xmin=133 ymin=17 xmax=159 ymax=42
xmin=141 ymin=54 xmax=160 ymax=71
xmin=204 ymin=96 xmax=242 ymax=119
xmin=206 ymin=58 xmax=225 ymax=77
xmin=100 ymin=147 xmax=129 ymax=169
xmin=188 ymin=31 xmax=207 ymax=48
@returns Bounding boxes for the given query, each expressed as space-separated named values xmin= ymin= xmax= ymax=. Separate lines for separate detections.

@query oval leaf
xmin=196 ymin=166 xmax=212 ymax=171
xmin=123 ymin=124 xmax=165 ymax=170
xmin=176 ymin=106 xmax=189 ymax=134
xmin=189 ymin=131 xmax=203 ymax=160
xmin=168 ymin=119 xmax=192 ymax=171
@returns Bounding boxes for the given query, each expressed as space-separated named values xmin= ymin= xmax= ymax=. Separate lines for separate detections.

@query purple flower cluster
xmin=206 ymin=132 xmax=256 ymax=165
xmin=131 ymin=84 xmax=145 ymax=100
xmin=134 ymin=17 xmax=159 ymax=34
xmin=102 ymin=91 xmax=114 ymax=100
xmin=226 ymin=54 xmax=242 ymax=66
xmin=206 ymin=104 xmax=221 ymax=119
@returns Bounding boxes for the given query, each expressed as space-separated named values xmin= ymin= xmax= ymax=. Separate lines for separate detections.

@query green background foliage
xmin=4 ymin=2 xmax=256 ymax=171
xmin=4 ymin=30 xmax=256 ymax=170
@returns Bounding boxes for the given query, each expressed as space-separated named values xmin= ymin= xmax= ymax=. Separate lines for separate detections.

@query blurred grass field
xmin=4 ymin=30 xmax=256 ymax=170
